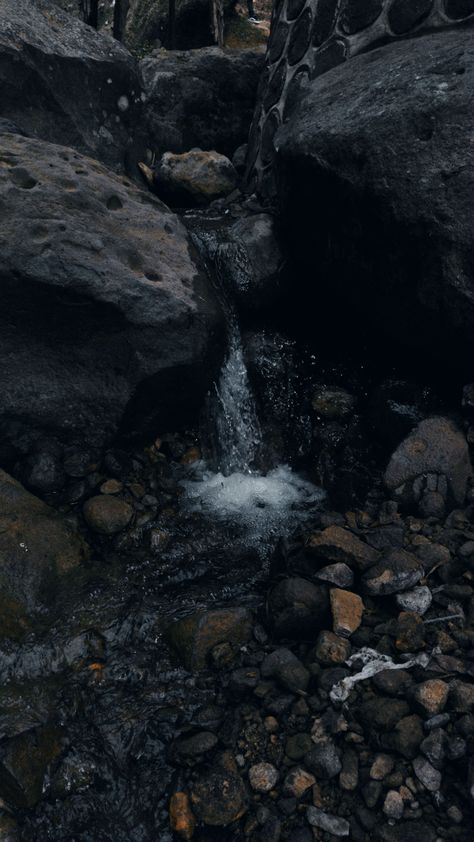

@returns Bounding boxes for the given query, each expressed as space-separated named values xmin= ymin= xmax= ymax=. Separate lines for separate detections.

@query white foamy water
xmin=182 ymin=463 xmax=325 ymax=556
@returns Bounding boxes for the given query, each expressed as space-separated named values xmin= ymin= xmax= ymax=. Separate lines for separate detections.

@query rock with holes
xmin=0 ymin=0 xmax=143 ymax=172
xmin=275 ymin=28 xmax=474 ymax=360
xmin=140 ymin=47 xmax=264 ymax=158
xmin=384 ymin=417 xmax=471 ymax=513
xmin=0 ymin=133 xmax=223 ymax=451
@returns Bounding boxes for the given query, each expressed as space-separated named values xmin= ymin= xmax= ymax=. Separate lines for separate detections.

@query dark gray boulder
xmin=0 ymin=0 xmax=143 ymax=172
xmin=0 ymin=133 xmax=223 ymax=451
xmin=275 ymin=27 xmax=474 ymax=360
xmin=140 ymin=47 xmax=265 ymax=158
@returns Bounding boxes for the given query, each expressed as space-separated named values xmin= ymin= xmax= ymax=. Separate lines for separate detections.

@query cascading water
xmin=181 ymin=222 xmax=325 ymax=557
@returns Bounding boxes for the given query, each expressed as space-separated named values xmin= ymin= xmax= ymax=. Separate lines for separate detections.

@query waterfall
xmin=181 ymin=219 xmax=325 ymax=557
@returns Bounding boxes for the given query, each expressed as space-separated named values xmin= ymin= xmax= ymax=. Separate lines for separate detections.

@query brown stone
xmin=307 ymin=526 xmax=379 ymax=570
xmin=83 ymin=495 xmax=133 ymax=535
xmin=100 ymin=479 xmax=123 ymax=495
xmin=315 ymin=630 xmax=351 ymax=665
xmin=370 ymin=754 xmax=395 ymax=781
xmin=283 ymin=767 xmax=316 ymax=798
xmin=167 ymin=607 xmax=254 ymax=671
xmin=170 ymin=792 xmax=196 ymax=840
xmin=395 ymin=611 xmax=425 ymax=652
xmin=330 ymin=588 xmax=363 ymax=637
xmin=413 ymin=680 xmax=449 ymax=717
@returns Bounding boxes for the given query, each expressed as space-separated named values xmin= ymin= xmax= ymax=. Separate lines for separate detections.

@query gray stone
xmin=362 ymin=549 xmax=423 ymax=595
xmin=153 ymin=150 xmax=237 ymax=207
xmin=306 ymin=806 xmax=349 ymax=836
xmin=261 ymin=648 xmax=310 ymax=693
xmin=314 ymin=562 xmax=354 ymax=588
xmin=396 ymin=586 xmax=432 ymax=615
xmin=412 ymin=756 xmax=442 ymax=791
xmin=304 ymin=738 xmax=342 ymax=778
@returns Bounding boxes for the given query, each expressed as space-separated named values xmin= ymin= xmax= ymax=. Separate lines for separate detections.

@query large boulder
xmin=0 ymin=469 xmax=88 ymax=636
xmin=275 ymin=27 xmax=474 ymax=360
xmin=140 ymin=47 xmax=265 ymax=158
xmin=153 ymin=150 xmax=238 ymax=207
xmin=0 ymin=0 xmax=143 ymax=171
xmin=0 ymin=132 xmax=223 ymax=450
xmin=127 ymin=0 xmax=236 ymax=51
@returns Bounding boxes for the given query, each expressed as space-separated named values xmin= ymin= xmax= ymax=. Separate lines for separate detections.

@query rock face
xmin=245 ymin=0 xmax=474 ymax=194
xmin=0 ymin=0 xmax=143 ymax=172
xmin=273 ymin=28 xmax=474 ymax=357
xmin=127 ymin=0 xmax=236 ymax=51
xmin=0 ymin=469 xmax=88 ymax=633
xmin=153 ymin=150 xmax=238 ymax=207
xmin=0 ymin=133 xmax=223 ymax=451
xmin=384 ymin=417 xmax=471 ymax=512
xmin=140 ymin=48 xmax=264 ymax=158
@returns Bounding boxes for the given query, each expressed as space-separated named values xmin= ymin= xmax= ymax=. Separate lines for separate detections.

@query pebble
xmin=261 ymin=648 xmax=310 ymax=693
xmin=396 ymin=586 xmax=432 ymax=615
xmin=315 ymin=630 xmax=351 ymax=665
xmin=370 ymin=754 xmax=395 ymax=781
xmin=412 ymin=756 xmax=442 ymax=792
xmin=339 ymin=748 xmax=358 ymax=791
xmin=304 ymin=737 xmax=342 ymax=779
xmin=362 ymin=549 xmax=423 ymax=595
xmin=283 ymin=767 xmax=315 ymax=798
xmin=306 ymin=806 xmax=350 ymax=837
xmin=413 ymin=679 xmax=449 ymax=717
xmin=100 ymin=478 xmax=123 ymax=495
xmin=383 ymin=789 xmax=404 ymax=820
xmin=330 ymin=588 xmax=364 ymax=637
xmin=395 ymin=611 xmax=425 ymax=652
xmin=169 ymin=792 xmax=196 ymax=840
xmin=82 ymin=495 xmax=133 ymax=534
xmin=447 ymin=805 xmax=463 ymax=824
xmin=248 ymin=763 xmax=279 ymax=793
xmin=314 ymin=562 xmax=354 ymax=588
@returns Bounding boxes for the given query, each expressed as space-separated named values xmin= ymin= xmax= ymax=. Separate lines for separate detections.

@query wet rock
xmin=167 ymin=607 xmax=253 ymax=671
xmin=383 ymin=789 xmax=404 ymax=820
xmin=175 ymin=732 xmax=218 ymax=761
xmin=420 ymin=728 xmax=447 ymax=768
xmin=306 ymin=806 xmax=349 ymax=837
xmin=449 ymin=680 xmax=474 ymax=712
xmin=261 ymin=648 xmax=310 ymax=693
xmin=339 ymin=748 xmax=358 ymax=791
xmin=330 ymin=588 xmax=363 ymax=637
xmin=249 ymin=763 xmax=279 ymax=793
xmin=308 ymin=526 xmax=379 ymax=570
xmin=0 ymin=469 xmax=88 ymax=634
xmin=357 ymin=697 xmax=410 ymax=732
xmin=83 ymin=496 xmax=133 ymax=535
xmin=170 ymin=792 xmax=196 ymax=840
xmin=362 ymin=550 xmax=423 ymax=596
xmin=267 ymin=578 xmax=329 ymax=639
xmin=285 ymin=733 xmax=313 ymax=761
xmin=141 ymin=48 xmax=264 ymax=159
xmin=0 ymin=0 xmax=142 ymax=171
xmin=413 ymin=680 xmax=449 ymax=717
xmin=190 ymin=753 xmax=247 ymax=826
xmin=384 ymin=418 xmax=471 ymax=512
xmin=412 ymin=755 xmax=441 ymax=791
xmin=396 ymin=586 xmax=432 ymax=615
xmin=372 ymin=669 xmax=412 ymax=696
xmin=314 ymin=562 xmax=354 ymax=588
xmin=0 ymin=726 xmax=64 ymax=808
xmin=224 ymin=214 xmax=285 ymax=315
xmin=311 ymin=387 xmax=356 ymax=420
xmin=153 ymin=150 xmax=237 ymax=207
xmin=0 ymin=134 xmax=222 ymax=451
xmin=314 ymin=630 xmax=350 ymax=665
xmin=282 ymin=767 xmax=315 ymax=798
xmin=395 ymin=611 xmax=425 ymax=652
xmin=304 ymin=738 xmax=341 ymax=778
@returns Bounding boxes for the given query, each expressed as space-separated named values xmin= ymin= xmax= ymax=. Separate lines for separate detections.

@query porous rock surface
xmin=0 ymin=132 xmax=223 ymax=450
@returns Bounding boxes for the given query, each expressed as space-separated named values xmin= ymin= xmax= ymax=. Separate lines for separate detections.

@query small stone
xmin=447 ymin=805 xmax=463 ymax=824
xmin=314 ymin=562 xmax=354 ymax=588
xmin=170 ymin=792 xmax=196 ymax=840
xmin=249 ymin=763 xmax=279 ymax=793
xmin=412 ymin=756 xmax=442 ymax=792
xmin=167 ymin=607 xmax=253 ymax=672
xmin=413 ymin=680 xmax=449 ymax=717
xmin=230 ymin=667 xmax=260 ymax=697
xmin=362 ymin=550 xmax=423 ymax=595
xmin=311 ymin=387 xmax=356 ymax=419
xmin=308 ymin=526 xmax=379 ymax=570
xmin=395 ymin=611 xmax=425 ymax=652
xmin=330 ymin=588 xmax=364 ymax=637
xmin=373 ymin=669 xmax=412 ymax=696
xmin=370 ymin=754 xmax=395 ymax=781
xmin=306 ymin=806 xmax=349 ymax=836
xmin=396 ymin=586 xmax=432 ymax=615
xmin=304 ymin=738 xmax=341 ymax=779
xmin=100 ymin=478 xmax=123 ymax=495
xmin=315 ymin=630 xmax=351 ymax=665
xmin=339 ymin=749 xmax=358 ymax=791
xmin=175 ymin=732 xmax=218 ymax=760
xmin=285 ymin=733 xmax=312 ymax=761
xmin=264 ymin=716 xmax=279 ymax=734
xmin=283 ymin=767 xmax=316 ymax=798
xmin=261 ymin=648 xmax=310 ymax=693
xmin=191 ymin=754 xmax=247 ymax=826
xmin=383 ymin=790 xmax=404 ymax=820
xmin=420 ymin=729 xmax=447 ymax=768
xmin=83 ymin=495 xmax=133 ymax=535
xmin=267 ymin=578 xmax=329 ymax=639
xmin=449 ymin=680 xmax=474 ymax=713
xmin=382 ymin=715 xmax=424 ymax=759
